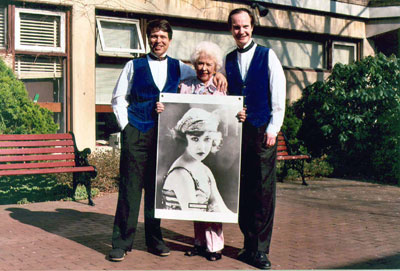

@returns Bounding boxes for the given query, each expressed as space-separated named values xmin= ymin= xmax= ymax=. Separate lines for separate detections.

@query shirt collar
xmin=237 ymin=39 xmax=255 ymax=54
xmin=148 ymin=52 xmax=167 ymax=61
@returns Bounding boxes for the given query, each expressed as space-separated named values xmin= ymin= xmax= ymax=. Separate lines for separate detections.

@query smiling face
xmin=148 ymin=29 xmax=171 ymax=57
xmin=230 ymin=11 xmax=254 ymax=49
xmin=195 ymin=53 xmax=217 ymax=83
xmin=185 ymin=132 xmax=213 ymax=161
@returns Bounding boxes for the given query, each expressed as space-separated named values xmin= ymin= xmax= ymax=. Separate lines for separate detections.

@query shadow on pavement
xmin=5 ymin=207 xmax=211 ymax=257
xmin=335 ymin=253 xmax=400 ymax=269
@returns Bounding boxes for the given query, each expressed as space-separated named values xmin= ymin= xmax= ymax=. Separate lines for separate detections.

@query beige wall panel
xmin=92 ymin=0 xmax=366 ymax=40
xmin=17 ymin=1 xmax=366 ymax=39
xmin=285 ymin=69 xmax=330 ymax=104
xmin=71 ymin=3 xmax=96 ymax=149
xmin=260 ymin=9 xmax=365 ymax=38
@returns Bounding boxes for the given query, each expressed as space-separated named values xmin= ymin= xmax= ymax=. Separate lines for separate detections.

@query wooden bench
xmin=0 ymin=132 xmax=97 ymax=205
xmin=277 ymin=132 xmax=311 ymax=185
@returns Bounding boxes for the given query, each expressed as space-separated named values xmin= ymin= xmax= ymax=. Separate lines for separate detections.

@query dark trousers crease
xmin=239 ymin=122 xmax=277 ymax=254
xmin=112 ymin=124 xmax=163 ymax=251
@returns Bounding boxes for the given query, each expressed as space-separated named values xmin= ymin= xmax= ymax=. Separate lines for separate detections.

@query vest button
xmin=242 ymin=85 xmax=246 ymax=89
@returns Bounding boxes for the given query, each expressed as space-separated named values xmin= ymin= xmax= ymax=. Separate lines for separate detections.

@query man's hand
xmin=236 ymin=107 xmax=247 ymax=122
xmin=213 ymin=72 xmax=227 ymax=92
xmin=263 ymin=132 xmax=276 ymax=148
xmin=155 ymin=102 xmax=165 ymax=113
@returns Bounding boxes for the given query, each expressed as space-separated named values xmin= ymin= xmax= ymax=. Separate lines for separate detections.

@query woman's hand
xmin=155 ymin=102 xmax=165 ymax=113
xmin=236 ymin=107 xmax=247 ymax=122
xmin=213 ymin=72 xmax=227 ymax=93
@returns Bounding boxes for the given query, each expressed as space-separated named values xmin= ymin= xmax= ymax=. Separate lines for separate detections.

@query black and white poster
xmin=155 ymin=93 xmax=243 ymax=223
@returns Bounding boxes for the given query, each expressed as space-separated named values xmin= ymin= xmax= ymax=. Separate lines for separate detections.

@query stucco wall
xmin=70 ymin=2 xmax=96 ymax=150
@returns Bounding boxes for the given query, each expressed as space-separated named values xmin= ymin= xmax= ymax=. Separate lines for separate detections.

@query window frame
xmin=14 ymin=7 xmax=66 ymax=53
xmin=332 ymin=41 xmax=357 ymax=66
xmin=96 ymin=16 xmax=145 ymax=56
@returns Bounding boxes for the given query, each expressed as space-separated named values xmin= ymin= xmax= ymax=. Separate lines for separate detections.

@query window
xmin=95 ymin=63 xmax=125 ymax=104
xmin=333 ymin=41 xmax=356 ymax=66
xmin=96 ymin=16 xmax=145 ymax=57
xmin=15 ymin=55 xmax=63 ymax=79
xmin=254 ymin=36 xmax=325 ymax=69
xmin=168 ymin=26 xmax=325 ymax=69
xmin=15 ymin=8 xmax=66 ymax=53
xmin=0 ymin=6 xmax=6 ymax=49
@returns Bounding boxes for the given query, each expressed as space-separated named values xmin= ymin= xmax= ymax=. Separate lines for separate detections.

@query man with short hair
xmin=225 ymin=8 xmax=286 ymax=269
xmin=109 ymin=19 xmax=226 ymax=262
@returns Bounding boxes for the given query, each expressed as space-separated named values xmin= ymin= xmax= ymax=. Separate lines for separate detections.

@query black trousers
xmin=239 ymin=122 xmax=277 ymax=254
xmin=111 ymin=124 xmax=163 ymax=251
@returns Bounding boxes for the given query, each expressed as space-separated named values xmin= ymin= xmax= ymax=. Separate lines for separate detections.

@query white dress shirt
xmin=225 ymin=39 xmax=286 ymax=136
xmin=111 ymin=54 xmax=195 ymax=130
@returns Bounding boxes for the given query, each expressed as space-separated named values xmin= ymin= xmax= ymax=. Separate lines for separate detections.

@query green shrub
xmin=0 ymin=58 xmax=58 ymax=134
xmin=278 ymin=103 xmax=333 ymax=180
xmin=293 ymin=53 xmax=400 ymax=184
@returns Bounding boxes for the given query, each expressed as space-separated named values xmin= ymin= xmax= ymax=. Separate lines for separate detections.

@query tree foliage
xmin=0 ymin=58 xmax=58 ymax=134
xmin=293 ymin=53 xmax=400 ymax=184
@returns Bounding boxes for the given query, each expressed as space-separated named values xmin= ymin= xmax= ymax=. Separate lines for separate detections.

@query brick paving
xmin=0 ymin=178 xmax=399 ymax=270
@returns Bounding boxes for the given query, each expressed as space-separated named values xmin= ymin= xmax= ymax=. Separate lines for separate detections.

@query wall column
xmin=71 ymin=3 xmax=96 ymax=149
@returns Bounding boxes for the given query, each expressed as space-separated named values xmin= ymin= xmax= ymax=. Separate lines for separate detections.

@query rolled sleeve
xmin=111 ymin=60 xmax=134 ymax=130
xmin=179 ymin=61 xmax=196 ymax=81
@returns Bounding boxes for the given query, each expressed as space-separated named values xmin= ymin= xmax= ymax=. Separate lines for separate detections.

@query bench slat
xmin=277 ymin=146 xmax=287 ymax=151
xmin=0 ymin=161 xmax=76 ymax=170
xmin=0 ymin=166 xmax=95 ymax=176
xmin=0 ymin=154 xmax=75 ymax=162
xmin=277 ymin=151 xmax=289 ymax=156
xmin=277 ymin=154 xmax=310 ymax=160
xmin=0 ymin=134 xmax=73 ymax=141
xmin=0 ymin=140 xmax=74 ymax=148
xmin=0 ymin=147 xmax=75 ymax=155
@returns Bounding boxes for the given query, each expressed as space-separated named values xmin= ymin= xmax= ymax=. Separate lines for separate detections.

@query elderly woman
xmin=179 ymin=41 xmax=225 ymax=95
xmin=157 ymin=41 xmax=246 ymax=261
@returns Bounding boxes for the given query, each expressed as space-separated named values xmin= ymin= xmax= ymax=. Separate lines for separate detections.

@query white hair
xmin=190 ymin=41 xmax=223 ymax=71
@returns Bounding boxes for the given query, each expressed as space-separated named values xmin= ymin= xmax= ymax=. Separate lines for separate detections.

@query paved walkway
xmin=0 ymin=178 xmax=399 ymax=270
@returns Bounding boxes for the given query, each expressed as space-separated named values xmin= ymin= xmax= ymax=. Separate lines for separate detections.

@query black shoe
xmin=206 ymin=251 xmax=222 ymax=261
xmin=185 ymin=245 xmax=206 ymax=257
xmin=147 ymin=243 xmax=170 ymax=257
xmin=108 ymin=248 xmax=126 ymax=262
xmin=249 ymin=251 xmax=272 ymax=270
xmin=237 ymin=249 xmax=271 ymax=269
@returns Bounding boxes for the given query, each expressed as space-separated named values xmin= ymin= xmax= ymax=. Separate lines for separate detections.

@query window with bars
xmin=15 ymin=55 xmax=63 ymax=79
xmin=0 ymin=6 xmax=6 ymax=49
xmin=15 ymin=8 xmax=65 ymax=53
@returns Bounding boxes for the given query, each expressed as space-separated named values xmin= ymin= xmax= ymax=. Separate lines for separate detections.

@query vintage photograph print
xmin=155 ymin=93 xmax=243 ymax=223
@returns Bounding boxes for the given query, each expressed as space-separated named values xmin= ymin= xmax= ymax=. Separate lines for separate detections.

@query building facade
xmin=1 ymin=0 xmax=399 ymax=149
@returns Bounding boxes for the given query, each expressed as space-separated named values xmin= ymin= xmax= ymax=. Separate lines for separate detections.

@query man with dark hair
xmin=109 ymin=19 xmax=226 ymax=262
xmin=224 ymin=8 xmax=286 ymax=270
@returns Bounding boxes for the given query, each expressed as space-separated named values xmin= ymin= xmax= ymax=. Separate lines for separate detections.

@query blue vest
xmin=127 ymin=56 xmax=180 ymax=132
xmin=226 ymin=46 xmax=271 ymax=128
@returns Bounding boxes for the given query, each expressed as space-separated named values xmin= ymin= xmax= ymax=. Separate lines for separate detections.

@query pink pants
xmin=193 ymin=222 xmax=224 ymax=252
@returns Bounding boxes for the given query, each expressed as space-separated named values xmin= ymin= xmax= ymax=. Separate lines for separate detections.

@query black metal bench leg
xmin=300 ymin=160 xmax=308 ymax=186
xmin=278 ymin=162 xmax=288 ymax=183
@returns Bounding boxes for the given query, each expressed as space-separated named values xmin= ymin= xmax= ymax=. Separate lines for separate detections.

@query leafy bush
xmin=278 ymin=103 xmax=333 ymax=180
xmin=0 ymin=58 xmax=58 ymax=134
xmin=293 ymin=53 xmax=400 ymax=184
